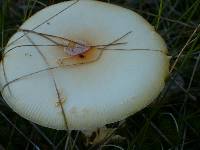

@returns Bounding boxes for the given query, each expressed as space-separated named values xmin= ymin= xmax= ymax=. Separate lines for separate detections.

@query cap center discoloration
xmin=57 ymin=40 xmax=101 ymax=66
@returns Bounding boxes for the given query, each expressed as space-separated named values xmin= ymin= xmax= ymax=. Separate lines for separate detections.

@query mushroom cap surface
xmin=0 ymin=0 xmax=169 ymax=130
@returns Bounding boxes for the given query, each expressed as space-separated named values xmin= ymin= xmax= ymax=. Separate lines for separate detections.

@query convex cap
xmin=0 ymin=0 xmax=169 ymax=130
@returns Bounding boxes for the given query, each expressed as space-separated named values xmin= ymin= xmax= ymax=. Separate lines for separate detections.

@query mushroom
xmin=0 ymin=0 xmax=169 ymax=130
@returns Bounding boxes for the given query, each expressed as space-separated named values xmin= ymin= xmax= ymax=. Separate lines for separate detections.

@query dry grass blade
xmin=170 ymin=24 xmax=200 ymax=73
xmin=5 ymin=0 xmax=80 ymax=48
xmin=0 ymin=111 xmax=40 ymax=150
xmin=134 ymin=9 xmax=196 ymax=29
xmin=25 ymin=33 xmax=69 ymax=130
xmin=0 ymin=30 xmax=134 ymax=94
xmin=142 ymin=114 xmax=173 ymax=146
xmin=71 ymin=131 xmax=80 ymax=150
xmin=3 ymin=28 xmax=128 ymax=56
xmin=162 ymin=112 xmax=179 ymax=133
xmin=30 ymin=122 xmax=55 ymax=149
xmin=0 ymin=66 xmax=57 ymax=93
xmin=170 ymin=76 xmax=196 ymax=101
xmin=0 ymin=0 xmax=199 ymax=149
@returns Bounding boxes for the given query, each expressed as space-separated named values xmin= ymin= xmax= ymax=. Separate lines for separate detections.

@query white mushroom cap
xmin=0 ymin=0 xmax=169 ymax=130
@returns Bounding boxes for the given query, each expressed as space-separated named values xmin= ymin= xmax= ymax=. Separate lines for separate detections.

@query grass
xmin=0 ymin=0 xmax=200 ymax=149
